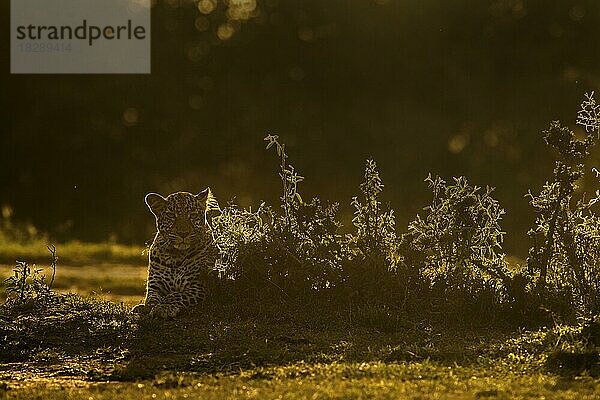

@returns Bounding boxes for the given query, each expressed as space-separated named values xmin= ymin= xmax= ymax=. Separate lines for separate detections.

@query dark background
xmin=2 ymin=0 xmax=600 ymax=256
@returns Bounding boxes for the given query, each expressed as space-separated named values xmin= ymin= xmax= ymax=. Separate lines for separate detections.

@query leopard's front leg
xmin=131 ymin=266 xmax=164 ymax=315
xmin=149 ymin=282 xmax=207 ymax=318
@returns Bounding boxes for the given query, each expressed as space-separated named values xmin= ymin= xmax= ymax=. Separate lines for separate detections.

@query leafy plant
xmin=349 ymin=159 xmax=397 ymax=264
xmin=526 ymin=92 xmax=600 ymax=316
xmin=4 ymin=261 xmax=48 ymax=302
xmin=576 ymin=91 xmax=600 ymax=133
xmin=211 ymin=200 xmax=272 ymax=281
xmin=339 ymin=159 xmax=403 ymax=302
xmin=264 ymin=134 xmax=305 ymax=230
xmin=405 ymin=175 xmax=510 ymax=291
xmin=212 ymin=135 xmax=345 ymax=295
xmin=3 ymin=245 xmax=57 ymax=303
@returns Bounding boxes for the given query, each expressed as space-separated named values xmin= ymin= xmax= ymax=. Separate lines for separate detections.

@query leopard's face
xmin=146 ymin=190 xmax=212 ymax=251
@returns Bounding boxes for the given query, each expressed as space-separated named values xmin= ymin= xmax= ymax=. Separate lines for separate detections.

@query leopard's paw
xmin=131 ymin=303 xmax=150 ymax=316
xmin=149 ymin=304 xmax=180 ymax=319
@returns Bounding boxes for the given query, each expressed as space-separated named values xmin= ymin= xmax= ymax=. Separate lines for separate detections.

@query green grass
xmin=0 ymin=235 xmax=147 ymax=303
xmin=1 ymin=286 xmax=599 ymax=399
xmin=4 ymin=361 xmax=600 ymax=400
xmin=0 ymin=263 xmax=147 ymax=305
xmin=1 ymin=241 xmax=599 ymax=399
xmin=2 ymin=319 xmax=600 ymax=400
xmin=0 ymin=238 xmax=146 ymax=266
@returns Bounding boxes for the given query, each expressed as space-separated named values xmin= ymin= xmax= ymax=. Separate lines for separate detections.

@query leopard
xmin=132 ymin=188 xmax=220 ymax=318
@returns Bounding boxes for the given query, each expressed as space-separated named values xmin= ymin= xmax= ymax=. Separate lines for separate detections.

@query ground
xmin=1 ymin=245 xmax=600 ymax=399
xmin=5 ymin=363 xmax=600 ymax=400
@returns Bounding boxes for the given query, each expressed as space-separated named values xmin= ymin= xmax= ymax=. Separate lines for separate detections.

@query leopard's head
xmin=145 ymin=189 xmax=218 ymax=251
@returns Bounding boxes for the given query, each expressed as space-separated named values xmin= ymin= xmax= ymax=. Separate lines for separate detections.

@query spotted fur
xmin=133 ymin=189 xmax=219 ymax=318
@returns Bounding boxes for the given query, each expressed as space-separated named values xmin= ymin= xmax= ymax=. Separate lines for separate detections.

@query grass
xmin=0 ymin=264 xmax=147 ymax=305
xmin=0 ymin=237 xmax=146 ymax=266
xmin=1 ymin=241 xmax=600 ymax=399
xmin=1 ymin=289 xmax=600 ymax=399
xmin=2 ymin=308 xmax=600 ymax=400
xmin=4 ymin=362 xmax=600 ymax=400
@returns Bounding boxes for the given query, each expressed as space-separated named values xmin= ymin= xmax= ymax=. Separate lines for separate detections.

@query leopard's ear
xmin=196 ymin=187 xmax=220 ymax=212
xmin=196 ymin=188 xmax=210 ymax=201
xmin=145 ymin=193 xmax=167 ymax=217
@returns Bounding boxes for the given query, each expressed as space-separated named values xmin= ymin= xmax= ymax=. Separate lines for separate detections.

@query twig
xmin=47 ymin=244 xmax=57 ymax=289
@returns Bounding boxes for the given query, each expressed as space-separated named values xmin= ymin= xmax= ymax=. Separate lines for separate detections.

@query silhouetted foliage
xmin=406 ymin=175 xmax=508 ymax=287
xmin=527 ymin=92 xmax=600 ymax=317
xmin=210 ymin=93 xmax=600 ymax=321
xmin=3 ymin=246 xmax=57 ymax=306
xmin=213 ymin=136 xmax=345 ymax=295
xmin=348 ymin=159 xmax=397 ymax=265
